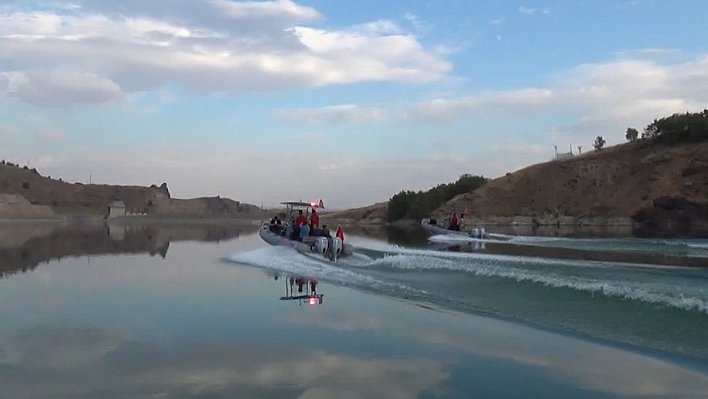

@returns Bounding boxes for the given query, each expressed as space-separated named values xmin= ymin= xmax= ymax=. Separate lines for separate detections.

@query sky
xmin=1 ymin=0 xmax=707 ymax=209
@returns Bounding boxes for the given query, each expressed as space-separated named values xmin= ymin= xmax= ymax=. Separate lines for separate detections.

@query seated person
xmin=269 ymin=216 xmax=283 ymax=234
xmin=311 ymin=224 xmax=331 ymax=237
xmin=299 ymin=222 xmax=311 ymax=241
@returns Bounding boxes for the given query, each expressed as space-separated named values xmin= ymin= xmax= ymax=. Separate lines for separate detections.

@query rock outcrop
xmin=0 ymin=193 xmax=56 ymax=219
xmin=0 ymin=162 xmax=260 ymax=219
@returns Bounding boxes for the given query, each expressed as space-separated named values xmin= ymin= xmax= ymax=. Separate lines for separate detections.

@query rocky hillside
xmin=441 ymin=140 xmax=708 ymax=233
xmin=0 ymin=162 xmax=260 ymax=219
xmin=320 ymin=202 xmax=388 ymax=226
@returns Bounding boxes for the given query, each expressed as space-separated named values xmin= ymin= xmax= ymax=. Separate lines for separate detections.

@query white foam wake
xmin=368 ymin=253 xmax=708 ymax=314
xmin=227 ymin=245 xmax=416 ymax=293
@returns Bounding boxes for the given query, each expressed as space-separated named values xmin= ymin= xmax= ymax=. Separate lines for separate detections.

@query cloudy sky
xmin=1 ymin=0 xmax=707 ymax=208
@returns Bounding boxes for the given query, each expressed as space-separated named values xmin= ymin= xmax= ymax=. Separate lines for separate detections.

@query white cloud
xmin=0 ymin=1 xmax=452 ymax=107
xmin=491 ymin=17 xmax=505 ymax=25
xmin=274 ymin=104 xmax=392 ymax=125
xmin=403 ymin=12 xmax=432 ymax=33
xmin=277 ymin=88 xmax=555 ymax=125
xmin=276 ymin=53 xmax=708 ymax=144
xmin=20 ymin=142 xmax=484 ymax=208
xmin=518 ymin=6 xmax=550 ymax=15
xmin=16 ymin=69 xmax=123 ymax=108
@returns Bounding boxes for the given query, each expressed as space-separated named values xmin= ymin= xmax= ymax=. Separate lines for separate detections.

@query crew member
xmin=449 ymin=213 xmax=459 ymax=231
xmin=295 ymin=210 xmax=307 ymax=226
xmin=335 ymin=225 xmax=345 ymax=243
xmin=310 ymin=209 xmax=320 ymax=228
xmin=299 ymin=221 xmax=311 ymax=240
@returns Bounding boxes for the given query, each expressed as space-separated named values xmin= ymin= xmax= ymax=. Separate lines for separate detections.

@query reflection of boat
xmin=259 ymin=201 xmax=354 ymax=262
xmin=279 ymin=275 xmax=324 ymax=305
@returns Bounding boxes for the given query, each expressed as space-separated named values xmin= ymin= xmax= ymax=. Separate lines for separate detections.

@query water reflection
xmin=266 ymin=270 xmax=324 ymax=305
xmin=0 ymin=322 xmax=449 ymax=399
xmin=0 ymin=222 xmax=258 ymax=279
xmin=1 ymin=224 xmax=707 ymax=398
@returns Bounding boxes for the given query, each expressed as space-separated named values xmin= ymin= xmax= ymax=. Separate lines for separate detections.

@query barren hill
xmin=441 ymin=140 xmax=708 ymax=232
xmin=320 ymin=202 xmax=388 ymax=226
xmin=332 ymin=140 xmax=708 ymax=235
xmin=0 ymin=162 xmax=260 ymax=219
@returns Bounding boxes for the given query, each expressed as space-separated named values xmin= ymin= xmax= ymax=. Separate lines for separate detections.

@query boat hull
xmin=258 ymin=222 xmax=354 ymax=261
xmin=420 ymin=219 xmax=469 ymax=236
xmin=420 ymin=219 xmax=511 ymax=242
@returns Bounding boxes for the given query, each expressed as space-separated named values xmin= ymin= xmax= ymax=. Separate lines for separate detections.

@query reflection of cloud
xmin=283 ymin=311 xmax=708 ymax=398
xmin=0 ymin=323 xmax=449 ymax=398
xmin=1 ymin=323 xmax=123 ymax=369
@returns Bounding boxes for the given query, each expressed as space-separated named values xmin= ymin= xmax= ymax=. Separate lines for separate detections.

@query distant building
xmin=106 ymin=201 xmax=126 ymax=219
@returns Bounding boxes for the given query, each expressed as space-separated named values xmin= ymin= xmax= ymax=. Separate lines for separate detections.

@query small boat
xmin=420 ymin=217 xmax=491 ymax=239
xmin=259 ymin=201 xmax=354 ymax=262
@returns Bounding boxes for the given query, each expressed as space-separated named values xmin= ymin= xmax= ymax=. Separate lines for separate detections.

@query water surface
xmin=1 ymin=221 xmax=707 ymax=398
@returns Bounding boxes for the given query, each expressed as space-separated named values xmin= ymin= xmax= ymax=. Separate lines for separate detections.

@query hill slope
xmin=441 ymin=140 xmax=708 ymax=232
xmin=0 ymin=162 xmax=260 ymax=219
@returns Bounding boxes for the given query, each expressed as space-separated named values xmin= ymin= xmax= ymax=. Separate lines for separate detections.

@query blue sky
xmin=1 ymin=0 xmax=707 ymax=208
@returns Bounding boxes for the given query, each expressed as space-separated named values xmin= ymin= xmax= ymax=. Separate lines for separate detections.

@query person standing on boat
xmin=310 ymin=209 xmax=320 ymax=229
xmin=295 ymin=210 xmax=307 ymax=226
xmin=299 ymin=221 xmax=311 ymax=241
xmin=449 ymin=213 xmax=459 ymax=231
xmin=335 ymin=225 xmax=345 ymax=243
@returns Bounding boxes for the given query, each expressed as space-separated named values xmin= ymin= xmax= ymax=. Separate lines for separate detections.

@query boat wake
xmin=228 ymin=236 xmax=708 ymax=315
xmin=227 ymin=245 xmax=426 ymax=296
xmin=228 ymin=235 xmax=708 ymax=360
xmin=428 ymin=232 xmax=708 ymax=258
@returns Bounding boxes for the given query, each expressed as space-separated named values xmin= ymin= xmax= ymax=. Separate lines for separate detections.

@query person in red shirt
xmin=335 ymin=225 xmax=345 ymax=243
xmin=295 ymin=210 xmax=307 ymax=226
xmin=309 ymin=209 xmax=320 ymax=228
xmin=449 ymin=213 xmax=459 ymax=231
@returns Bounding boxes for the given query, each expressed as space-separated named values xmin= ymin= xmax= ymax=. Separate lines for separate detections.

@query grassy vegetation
xmin=387 ymin=174 xmax=488 ymax=222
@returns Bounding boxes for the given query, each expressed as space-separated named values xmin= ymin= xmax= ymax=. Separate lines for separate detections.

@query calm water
xmin=1 ymin=221 xmax=708 ymax=398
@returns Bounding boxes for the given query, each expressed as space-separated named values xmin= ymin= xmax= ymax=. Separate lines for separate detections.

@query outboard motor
xmin=314 ymin=236 xmax=329 ymax=256
xmin=327 ymin=237 xmax=344 ymax=262
xmin=479 ymin=227 xmax=486 ymax=239
xmin=470 ymin=227 xmax=479 ymax=238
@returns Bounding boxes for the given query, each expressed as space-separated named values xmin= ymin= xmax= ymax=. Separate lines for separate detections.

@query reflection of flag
xmin=319 ymin=199 xmax=325 ymax=208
